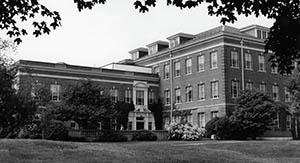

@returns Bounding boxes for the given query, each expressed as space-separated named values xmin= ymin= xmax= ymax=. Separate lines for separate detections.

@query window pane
xmin=198 ymin=55 xmax=204 ymax=71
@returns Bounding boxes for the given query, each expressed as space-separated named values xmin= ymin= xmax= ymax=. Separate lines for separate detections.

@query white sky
xmin=5 ymin=0 xmax=274 ymax=67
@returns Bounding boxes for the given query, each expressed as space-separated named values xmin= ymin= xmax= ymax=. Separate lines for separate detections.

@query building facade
xmin=16 ymin=60 xmax=160 ymax=130
xmin=16 ymin=24 xmax=293 ymax=132
xmin=131 ymin=25 xmax=292 ymax=131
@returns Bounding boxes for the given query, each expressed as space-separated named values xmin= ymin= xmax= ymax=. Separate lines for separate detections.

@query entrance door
xmin=136 ymin=122 xmax=144 ymax=130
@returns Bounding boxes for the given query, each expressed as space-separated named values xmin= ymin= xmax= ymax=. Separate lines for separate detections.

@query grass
xmin=0 ymin=139 xmax=300 ymax=163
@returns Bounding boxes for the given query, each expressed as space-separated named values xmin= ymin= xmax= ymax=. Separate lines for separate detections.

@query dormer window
xmin=169 ymin=37 xmax=180 ymax=48
xmin=131 ymin=52 xmax=139 ymax=60
xmin=149 ymin=45 xmax=157 ymax=55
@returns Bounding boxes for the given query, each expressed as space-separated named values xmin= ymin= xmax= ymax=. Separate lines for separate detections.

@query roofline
xmin=128 ymin=47 xmax=148 ymax=54
xmin=167 ymin=33 xmax=194 ymax=40
xmin=240 ymin=24 xmax=270 ymax=32
xmin=146 ymin=40 xmax=169 ymax=47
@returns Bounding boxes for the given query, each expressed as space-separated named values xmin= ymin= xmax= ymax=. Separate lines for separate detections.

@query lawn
xmin=0 ymin=139 xmax=300 ymax=163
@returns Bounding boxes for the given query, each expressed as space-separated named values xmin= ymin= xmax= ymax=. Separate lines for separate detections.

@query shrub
xmin=132 ymin=130 xmax=157 ymax=141
xmin=168 ymin=122 xmax=205 ymax=141
xmin=96 ymin=130 xmax=127 ymax=142
xmin=205 ymin=117 xmax=220 ymax=138
xmin=44 ymin=121 xmax=69 ymax=141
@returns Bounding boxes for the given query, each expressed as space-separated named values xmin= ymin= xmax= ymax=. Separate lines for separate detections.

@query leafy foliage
xmin=114 ymin=101 xmax=135 ymax=130
xmin=52 ymin=80 xmax=115 ymax=129
xmin=0 ymin=53 xmax=36 ymax=138
xmin=148 ymin=100 xmax=163 ymax=130
xmin=1 ymin=1 xmax=299 ymax=73
xmin=132 ymin=130 xmax=157 ymax=141
xmin=167 ymin=122 xmax=205 ymax=141
xmin=206 ymin=90 xmax=279 ymax=140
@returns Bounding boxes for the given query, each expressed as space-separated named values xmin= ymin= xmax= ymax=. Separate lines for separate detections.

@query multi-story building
xmin=16 ymin=24 xmax=293 ymax=133
xmin=131 ymin=25 xmax=292 ymax=131
xmin=16 ymin=60 xmax=160 ymax=130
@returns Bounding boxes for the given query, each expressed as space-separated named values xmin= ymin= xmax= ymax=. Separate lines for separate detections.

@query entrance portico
xmin=128 ymin=81 xmax=156 ymax=130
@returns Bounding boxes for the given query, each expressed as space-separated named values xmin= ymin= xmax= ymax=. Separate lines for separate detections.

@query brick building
xmin=131 ymin=24 xmax=292 ymax=132
xmin=16 ymin=60 xmax=160 ymax=130
xmin=16 ymin=24 xmax=293 ymax=133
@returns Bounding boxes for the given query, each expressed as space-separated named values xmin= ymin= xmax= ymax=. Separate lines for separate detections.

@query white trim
xmin=145 ymin=42 xmax=265 ymax=66
xmin=18 ymin=72 xmax=159 ymax=87
xmin=164 ymin=103 xmax=228 ymax=112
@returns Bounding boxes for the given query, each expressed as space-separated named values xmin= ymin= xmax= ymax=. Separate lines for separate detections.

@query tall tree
xmin=0 ymin=42 xmax=36 ymax=138
xmin=1 ymin=0 xmax=299 ymax=73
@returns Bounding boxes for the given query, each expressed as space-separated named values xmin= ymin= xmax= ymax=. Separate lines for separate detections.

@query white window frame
xmin=175 ymin=88 xmax=181 ymax=104
xmin=285 ymin=87 xmax=291 ymax=102
xmin=272 ymin=85 xmax=279 ymax=101
xmin=197 ymin=55 xmax=205 ymax=72
xmin=164 ymin=64 xmax=170 ymax=79
xmin=198 ymin=112 xmax=205 ymax=128
xmin=258 ymin=55 xmax=266 ymax=72
xmin=210 ymin=51 xmax=218 ymax=69
xmin=260 ymin=83 xmax=266 ymax=93
xmin=211 ymin=81 xmax=219 ymax=99
xmin=186 ymin=86 xmax=193 ymax=102
xmin=110 ymin=88 xmax=119 ymax=103
xmin=50 ymin=84 xmax=61 ymax=102
xmin=231 ymin=80 xmax=239 ymax=98
xmin=245 ymin=53 xmax=253 ymax=70
xmin=246 ymin=81 xmax=253 ymax=90
xmin=185 ymin=58 xmax=192 ymax=74
xmin=164 ymin=90 xmax=170 ymax=105
xmin=230 ymin=51 xmax=239 ymax=68
xmin=125 ymin=89 xmax=132 ymax=103
xmin=174 ymin=61 xmax=181 ymax=77
xmin=136 ymin=90 xmax=144 ymax=105
xmin=198 ymin=83 xmax=205 ymax=101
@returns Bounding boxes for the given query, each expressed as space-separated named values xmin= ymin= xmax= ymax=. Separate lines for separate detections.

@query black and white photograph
xmin=0 ymin=0 xmax=300 ymax=162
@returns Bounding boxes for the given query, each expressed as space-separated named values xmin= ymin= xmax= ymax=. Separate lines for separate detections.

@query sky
xmin=5 ymin=0 xmax=274 ymax=67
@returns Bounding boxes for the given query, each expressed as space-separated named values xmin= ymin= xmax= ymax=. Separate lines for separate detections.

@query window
xmin=175 ymin=88 xmax=181 ymax=104
xmin=198 ymin=83 xmax=205 ymax=100
xmin=50 ymin=84 xmax=61 ymax=102
xmin=110 ymin=88 xmax=119 ymax=103
xmin=210 ymin=51 xmax=218 ymax=69
xmin=272 ymin=85 xmax=279 ymax=101
xmin=31 ymin=81 xmax=41 ymax=101
xmin=262 ymin=31 xmax=267 ymax=39
xmin=197 ymin=55 xmax=205 ymax=72
xmin=231 ymin=80 xmax=239 ymax=98
xmin=125 ymin=89 xmax=132 ymax=103
xmin=211 ymin=111 xmax=218 ymax=119
xmin=136 ymin=90 xmax=144 ymax=105
xmin=245 ymin=53 xmax=253 ymax=70
xmin=286 ymin=115 xmax=291 ymax=130
xmin=260 ymin=83 xmax=266 ymax=93
xmin=187 ymin=115 xmax=192 ymax=123
xmin=132 ymin=52 xmax=139 ymax=60
xmin=169 ymin=38 xmax=179 ymax=48
xmin=230 ymin=51 xmax=239 ymax=68
xmin=211 ymin=81 xmax=219 ymax=99
xmin=148 ymin=122 xmax=152 ymax=130
xmin=164 ymin=64 xmax=170 ymax=79
xmin=285 ymin=87 xmax=291 ymax=102
xmin=246 ymin=81 xmax=253 ymax=90
xmin=149 ymin=45 xmax=157 ymax=55
xmin=153 ymin=66 xmax=159 ymax=75
xmin=198 ymin=113 xmax=205 ymax=128
xmin=186 ymin=86 xmax=193 ymax=102
xmin=185 ymin=58 xmax=192 ymax=74
xmin=257 ymin=29 xmax=262 ymax=39
xmin=273 ymin=112 xmax=279 ymax=129
xmin=148 ymin=90 xmax=155 ymax=104
xmin=259 ymin=55 xmax=265 ymax=71
xmin=271 ymin=65 xmax=278 ymax=74
xmin=164 ymin=90 xmax=170 ymax=105
xmin=174 ymin=61 xmax=180 ymax=77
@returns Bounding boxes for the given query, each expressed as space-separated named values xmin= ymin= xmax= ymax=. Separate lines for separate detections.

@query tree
xmin=287 ymin=72 xmax=300 ymax=138
xmin=114 ymin=101 xmax=135 ymax=130
xmin=0 ymin=45 xmax=36 ymax=138
xmin=1 ymin=1 xmax=299 ymax=73
xmin=51 ymin=80 xmax=115 ymax=129
xmin=148 ymin=100 xmax=163 ymax=130
xmin=230 ymin=89 xmax=278 ymax=139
